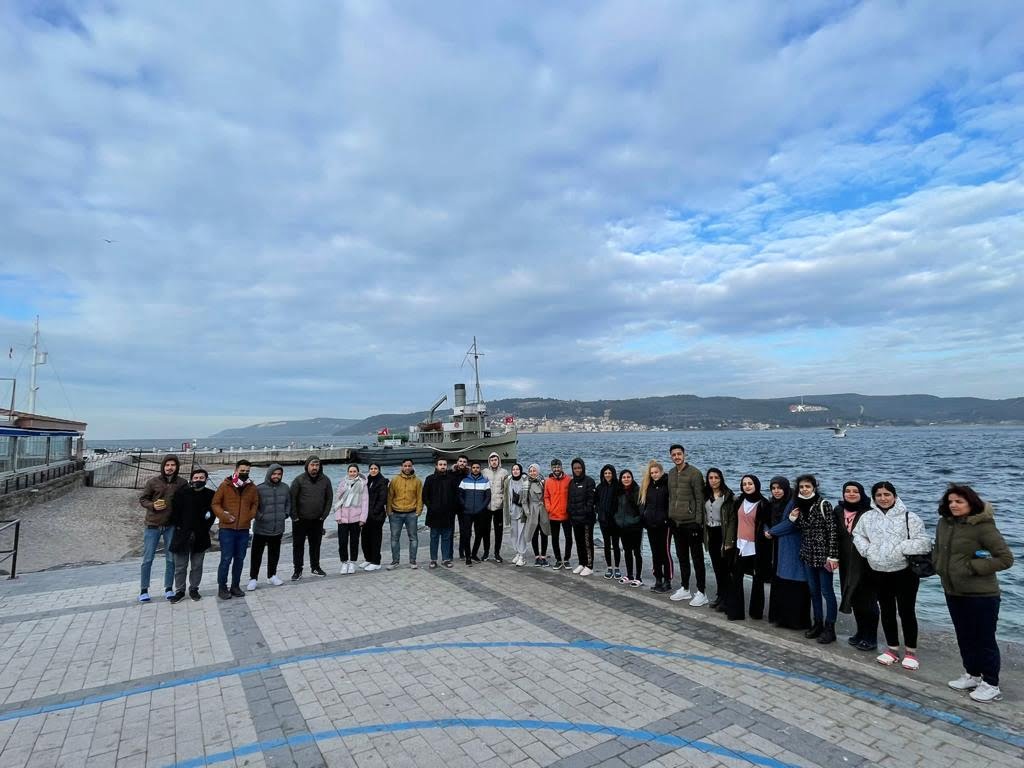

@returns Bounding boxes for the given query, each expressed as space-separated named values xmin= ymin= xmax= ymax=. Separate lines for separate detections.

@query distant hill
xmin=209 ymin=417 xmax=361 ymax=439
xmin=211 ymin=394 xmax=1024 ymax=438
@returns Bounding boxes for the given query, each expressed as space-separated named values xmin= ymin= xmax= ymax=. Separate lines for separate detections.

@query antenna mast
xmin=462 ymin=336 xmax=485 ymax=404
xmin=27 ymin=316 xmax=47 ymax=414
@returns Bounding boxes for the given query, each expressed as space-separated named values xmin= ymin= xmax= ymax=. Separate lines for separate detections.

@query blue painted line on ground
xmin=165 ymin=717 xmax=801 ymax=768
xmin=1 ymin=640 xmax=1020 ymax=749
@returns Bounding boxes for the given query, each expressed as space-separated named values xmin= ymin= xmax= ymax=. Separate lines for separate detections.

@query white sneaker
xmin=580 ymin=567 xmax=593 ymax=576
xmin=246 ymin=579 xmax=257 ymax=592
xmin=365 ymin=563 xmax=380 ymax=571
xmin=689 ymin=591 xmax=708 ymax=607
xmin=349 ymin=562 xmax=357 ymax=574
xmin=969 ymin=681 xmax=1002 ymax=702
xmin=669 ymin=587 xmax=692 ymax=602
xmin=340 ymin=563 xmax=349 ymax=575
xmin=357 ymin=561 xmax=367 ymax=569
xmin=269 ymin=575 xmax=284 ymax=586
xmin=572 ymin=564 xmax=584 ymax=574
xmin=948 ymin=672 xmax=982 ymax=690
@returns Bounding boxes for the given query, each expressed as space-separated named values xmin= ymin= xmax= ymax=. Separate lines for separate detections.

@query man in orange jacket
xmin=543 ymin=459 xmax=572 ymax=569
xmin=212 ymin=459 xmax=260 ymax=599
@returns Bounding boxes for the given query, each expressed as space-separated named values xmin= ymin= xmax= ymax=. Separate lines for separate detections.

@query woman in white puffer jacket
xmin=854 ymin=481 xmax=931 ymax=671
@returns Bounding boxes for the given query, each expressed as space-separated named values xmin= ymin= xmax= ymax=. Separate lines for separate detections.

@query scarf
xmin=795 ymin=492 xmax=817 ymax=513
xmin=230 ymin=473 xmax=251 ymax=489
xmin=340 ymin=476 xmax=365 ymax=508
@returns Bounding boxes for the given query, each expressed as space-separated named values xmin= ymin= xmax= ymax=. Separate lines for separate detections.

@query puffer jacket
xmin=366 ymin=474 xmax=388 ymax=522
xmin=614 ymin=484 xmax=642 ymax=531
xmin=853 ymin=497 xmax=931 ymax=573
xmin=667 ymin=462 xmax=704 ymax=526
xmin=594 ymin=465 xmax=618 ymax=527
xmin=458 ymin=473 xmax=491 ymax=515
xmin=934 ymin=503 xmax=1013 ymax=597
xmin=792 ymin=497 xmax=838 ymax=567
xmin=289 ymin=456 xmax=334 ymax=521
xmin=332 ymin=474 xmax=369 ymax=524
xmin=255 ymin=464 xmax=291 ymax=536
xmin=640 ymin=475 xmax=670 ymax=530
xmin=212 ymin=477 xmax=260 ymax=531
xmin=544 ymin=472 xmax=571 ymax=522
xmin=712 ymin=490 xmax=738 ymax=551
xmin=566 ymin=458 xmax=596 ymax=524
xmin=423 ymin=471 xmax=460 ymax=528
xmin=483 ymin=465 xmax=508 ymax=512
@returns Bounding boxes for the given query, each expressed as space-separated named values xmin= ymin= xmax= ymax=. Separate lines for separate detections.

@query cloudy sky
xmin=2 ymin=1 xmax=1022 ymax=438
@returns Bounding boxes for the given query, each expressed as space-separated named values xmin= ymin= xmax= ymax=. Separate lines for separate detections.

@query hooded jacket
xmin=594 ymin=465 xmax=618 ymax=527
xmin=138 ymin=454 xmax=188 ymax=527
xmin=333 ymin=474 xmax=369 ymax=525
xmin=212 ymin=475 xmax=260 ymax=531
xmin=289 ymin=456 xmax=334 ymax=522
xmin=934 ymin=502 xmax=1014 ymax=597
xmin=458 ymin=472 xmax=491 ymax=515
xmin=667 ymin=461 xmax=704 ymax=526
xmin=543 ymin=471 xmax=571 ymax=522
xmin=255 ymin=464 xmax=291 ymax=536
xmin=388 ymin=470 xmax=423 ymax=514
xmin=566 ymin=458 xmax=596 ymax=524
xmin=423 ymin=470 xmax=460 ymax=528
xmin=482 ymin=456 xmax=508 ymax=513
xmin=169 ymin=482 xmax=216 ymax=554
xmin=853 ymin=497 xmax=931 ymax=573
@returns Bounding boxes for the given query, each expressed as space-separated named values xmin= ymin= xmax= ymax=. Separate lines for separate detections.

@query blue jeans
xmin=218 ymin=529 xmax=251 ymax=588
xmin=429 ymin=526 xmax=454 ymax=562
xmin=804 ymin=563 xmax=838 ymax=623
xmin=141 ymin=525 xmax=175 ymax=592
xmin=389 ymin=512 xmax=419 ymax=564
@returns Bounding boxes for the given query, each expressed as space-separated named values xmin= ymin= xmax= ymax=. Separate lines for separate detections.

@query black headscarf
xmin=740 ymin=474 xmax=762 ymax=503
xmin=768 ymin=476 xmax=792 ymax=525
xmin=836 ymin=481 xmax=871 ymax=513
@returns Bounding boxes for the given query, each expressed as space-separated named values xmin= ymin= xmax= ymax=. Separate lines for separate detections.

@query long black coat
xmin=169 ymin=485 xmax=216 ymax=554
xmin=835 ymin=505 xmax=872 ymax=613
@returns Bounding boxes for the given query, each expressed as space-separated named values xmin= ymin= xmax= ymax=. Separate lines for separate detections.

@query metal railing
xmin=88 ymin=452 xmax=198 ymax=490
xmin=0 ymin=461 xmax=81 ymax=497
xmin=0 ymin=519 xmax=20 ymax=579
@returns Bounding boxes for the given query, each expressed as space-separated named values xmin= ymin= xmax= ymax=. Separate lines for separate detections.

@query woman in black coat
xmin=834 ymin=481 xmax=878 ymax=651
xmin=361 ymin=463 xmax=389 ymax=570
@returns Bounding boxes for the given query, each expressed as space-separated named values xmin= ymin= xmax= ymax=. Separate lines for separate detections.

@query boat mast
xmin=27 ymin=316 xmax=47 ymax=414
xmin=466 ymin=336 xmax=484 ymax=405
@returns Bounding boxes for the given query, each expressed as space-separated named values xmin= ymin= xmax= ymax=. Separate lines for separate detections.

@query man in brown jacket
xmin=138 ymin=454 xmax=188 ymax=602
xmin=212 ymin=459 xmax=260 ymax=599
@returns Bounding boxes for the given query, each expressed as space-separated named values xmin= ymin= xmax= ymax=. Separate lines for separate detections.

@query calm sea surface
xmin=92 ymin=426 xmax=1023 ymax=632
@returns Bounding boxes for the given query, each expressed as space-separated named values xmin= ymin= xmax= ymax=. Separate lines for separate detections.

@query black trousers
xmin=706 ymin=526 xmax=726 ymax=599
xmin=550 ymin=520 xmax=573 ymax=562
xmin=531 ymin=527 xmax=549 ymax=557
xmin=946 ymin=594 xmax=1002 ymax=685
xmin=360 ymin=517 xmax=384 ymax=565
xmin=647 ymin=525 xmax=670 ymax=582
xmin=572 ymin=522 xmax=595 ymax=568
xmin=250 ymin=533 xmax=282 ymax=579
xmin=599 ymin=520 xmax=621 ymax=568
xmin=725 ymin=553 xmax=766 ymax=620
xmin=458 ymin=512 xmax=472 ymax=558
xmin=850 ymin=573 xmax=879 ymax=642
xmin=671 ymin=522 xmax=706 ymax=592
xmin=292 ymin=518 xmax=323 ymax=571
xmin=470 ymin=513 xmax=491 ymax=557
xmin=473 ymin=509 xmax=504 ymax=557
xmin=337 ymin=522 xmax=360 ymax=561
xmin=620 ymin=529 xmax=642 ymax=579
xmin=876 ymin=567 xmax=919 ymax=648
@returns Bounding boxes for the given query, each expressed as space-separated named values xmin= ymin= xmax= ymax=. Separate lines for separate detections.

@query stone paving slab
xmin=0 ymin=530 xmax=1021 ymax=768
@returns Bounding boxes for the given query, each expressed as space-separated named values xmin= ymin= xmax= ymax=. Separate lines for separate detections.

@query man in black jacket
xmin=567 ymin=458 xmax=597 ymax=576
xmin=289 ymin=456 xmax=334 ymax=579
xmin=168 ymin=469 xmax=216 ymax=602
xmin=422 ymin=458 xmax=461 ymax=568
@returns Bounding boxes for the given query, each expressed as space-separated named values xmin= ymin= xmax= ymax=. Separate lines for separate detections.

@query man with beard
xmin=138 ymin=454 xmax=188 ymax=602
xmin=290 ymin=455 xmax=334 ymax=579
xmin=168 ymin=468 xmax=216 ymax=602
xmin=212 ymin=459 xmax=260 ymax=599
xmin=422 ymin=458 xmax=460 ymax=568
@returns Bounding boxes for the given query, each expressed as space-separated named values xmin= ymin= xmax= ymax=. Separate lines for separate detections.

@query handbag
xmin=904 ymin=511 xmax=936 ymax=578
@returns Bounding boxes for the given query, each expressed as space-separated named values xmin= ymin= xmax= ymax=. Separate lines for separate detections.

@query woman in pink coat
xmin=333 ymin=464 xmax=369 ymax=574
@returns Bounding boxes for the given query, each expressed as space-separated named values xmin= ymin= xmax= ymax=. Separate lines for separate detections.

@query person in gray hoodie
xmin=289 ymin=456 xmax=334 ymax=579
xmin=249 ymin=463 xmax=291 ymax=590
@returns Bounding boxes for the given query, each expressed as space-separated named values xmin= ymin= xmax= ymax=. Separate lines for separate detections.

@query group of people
xmin=138 ymin=444 xmax=1014 ymax=705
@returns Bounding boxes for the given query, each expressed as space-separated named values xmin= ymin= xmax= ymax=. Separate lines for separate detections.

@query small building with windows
xmin=1 ymin=410 xmax=86 ymax=498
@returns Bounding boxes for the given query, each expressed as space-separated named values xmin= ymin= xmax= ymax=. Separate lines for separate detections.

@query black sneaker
xmin=604 ymin=568 xmax=614 ymax=579
xmin=613 ymin=569 xmax=622 ymax=580
xmin=443 ymin=560 xmax=454 ymax=569
xmin=429 ymin=561 xmax=438 ymax=569
xmin=291 ymin=570 xmax=302 ymax=581
xmin=311 ymin=567 xmax=327 ymax=577
xmin=189 ymin=588 xmax=201 ymax=601
xmin=168 ymin=590 xmax=186 ymax=604
xmin=218 ymin=587 xmax=231 ymax=600
xmin=229 ymin=585 xmax=246 ymax=597
xmin=494 ymin=554 xmax=503 ymax=563
xmin=465 ymin=557 xmax=473 ymax=567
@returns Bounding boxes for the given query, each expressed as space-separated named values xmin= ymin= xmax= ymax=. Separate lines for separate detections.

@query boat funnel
xmin=454 ymin=384 xmax=467 ymax=408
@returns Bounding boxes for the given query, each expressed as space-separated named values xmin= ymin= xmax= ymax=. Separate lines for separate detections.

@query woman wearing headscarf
xmin=361 ymin=463 xmax=388 ymax=571
xmin=766 ymin=476 xmax=811 ymax=629
xmin=522 ymin=463 xmax=550 ymax=566
xmin=595 ymin=464 xmax=621 ymax=579
xmin=834 ymin=481 xmax=878 ymax=651
xmin=722 ymin=474 xmax=771 ymax=620
xmin=854 ymin=481 xmax=931 ymax=669
xmin=503 ymin=463 xmax=529 ymax=567
xmin=789 ymin=474 xmax=839 ymax=643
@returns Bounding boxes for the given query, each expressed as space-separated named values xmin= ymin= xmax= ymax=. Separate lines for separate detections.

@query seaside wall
xmin=0 ymin=470 xmax=88 ymax=514
xmin=136 ymin=447 xmax=354 ymax=468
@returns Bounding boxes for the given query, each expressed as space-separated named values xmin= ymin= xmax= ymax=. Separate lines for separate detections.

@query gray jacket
xmin=255 ymin=463 xmax=291 ymax=536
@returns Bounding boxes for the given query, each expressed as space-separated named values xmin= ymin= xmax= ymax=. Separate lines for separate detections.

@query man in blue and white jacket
xmin=458 ymin=461 xmax=491 ymax=566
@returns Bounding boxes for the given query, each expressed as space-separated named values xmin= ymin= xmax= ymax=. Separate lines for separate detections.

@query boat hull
xmin=354 ymin=433 xmax=517 ymax=465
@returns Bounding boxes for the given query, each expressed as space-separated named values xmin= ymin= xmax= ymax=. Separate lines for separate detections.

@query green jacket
xmin=667 ymin=462 xmax=704 ymax=526
xmin=934 ymin=503 xmax=1013 ymax=597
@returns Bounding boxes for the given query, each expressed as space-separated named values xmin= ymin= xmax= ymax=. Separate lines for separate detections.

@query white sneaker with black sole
xmin=669 ymin=587 xmax=692 ymax=602
xmin=969 ymin=681 xmax=1002 ymax=702
xmin=948 ymin=672 xmax=982 ymax=691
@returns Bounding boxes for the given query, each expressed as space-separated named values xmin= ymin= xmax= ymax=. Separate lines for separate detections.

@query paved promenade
xmin=0 ymin=529 xmax=1021 ymax=767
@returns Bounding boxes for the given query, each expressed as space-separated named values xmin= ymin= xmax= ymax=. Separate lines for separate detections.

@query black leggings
xmin=471 ymin=514 xmax=491 ymax=557
xmin=337 ymin=522 xmax=360 ymax=561
xmin=550 ymin=520 xmax=573 ymax=562
xmin=620 ymin=529 xmax=643 ymax=579
xmin=876 ymin=567 xmax=920 ymax=648
xmin=531 ymin=528 xmax=549 ymax=557
xmin=647 ymin=525 xmax=670 ymax=582
xmin=360 ymin=518 xmax=384 ymax=565
xmin=706 ymin=526 xmax=726 ymax=599
xmin=250 ymin=533 xmax=282 ymax=579
xmin=671 ymin=522 xmax=706 ymax=592
xmin=599 ymin=520 xmax=621 ymax=568
xmin=572 ymin=522 xmax=594 ymax=568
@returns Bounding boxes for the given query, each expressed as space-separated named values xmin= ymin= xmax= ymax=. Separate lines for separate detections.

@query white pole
xmin=27 ymin=316 xmax=40 ymax=414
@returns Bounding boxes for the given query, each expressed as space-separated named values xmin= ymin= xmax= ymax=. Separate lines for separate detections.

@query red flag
xmin=504 ymin=416 xmax=514 ymax=424
xmin=377 ymin=427 xmax=390 ymax=436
